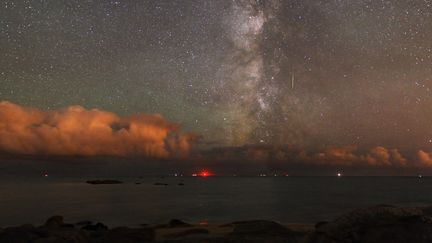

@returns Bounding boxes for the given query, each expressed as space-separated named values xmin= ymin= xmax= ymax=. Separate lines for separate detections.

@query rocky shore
xmin=2 ymin=205 xmax=432 ymax=242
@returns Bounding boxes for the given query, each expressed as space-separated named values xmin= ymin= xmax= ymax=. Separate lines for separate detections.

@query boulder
xmin=91 ymin=226 xmax=155 ymax=243
xmin=38 ymin=216 xmax=88 ymax=242
xmin=44 ymin=215 xmax=65 ymax=228
xmin=0 ymin=224 xmax=43 ymax=243
xmin=169 ymin=219 xmax=192 ymax=228
xmin=38 ymin=226 xmax=87 ymax=242
xmin=81 ymin=222 xmax=109 ymax=232
xmin=229 ymin=220 xmax=300 ymax=237
xmin=167 ymin=228 xmax=210 ymax=238
xmin=0 ymin=221 xmax=87 ymax=243
xmin=219 ymin=220 xmax=307 ymax=243
xmin=75 ymin=220 xmax=93 ymax=226
xmin=310 ymin=205 xmax=432 ymax=243
xmin=33 ymin=236 xmax=68 ymax=243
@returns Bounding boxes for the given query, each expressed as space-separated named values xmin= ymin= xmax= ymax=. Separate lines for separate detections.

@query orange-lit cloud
xmin=0 ymin=101 xmax=198 ymax=157
xmin=203 ymin=144 xmax=423 ymax=168
xmin=311 ymin=146 xmax=410 ymax=167
xmin=417 ymin=150 xmax=432 ymax=167
xmin=314 ymin=146 xmax=358 ymax=165
xmin=356 ymin=147 xmax=406 ymax=167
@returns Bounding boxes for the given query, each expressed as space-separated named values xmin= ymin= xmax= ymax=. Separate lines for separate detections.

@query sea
xmin=1 ymin=176 xmax=431 ymax=227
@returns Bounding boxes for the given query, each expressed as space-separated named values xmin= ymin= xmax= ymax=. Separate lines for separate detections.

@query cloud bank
xmin=203 ymin=144 xmax=432 ymax=168
xmin=0 ymin=101 xmax=198 ymax=158
xmin=2 ymin=100 xmax=432 ymax=170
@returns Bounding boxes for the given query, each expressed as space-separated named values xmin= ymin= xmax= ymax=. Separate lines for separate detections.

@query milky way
xmin=217 ymin=0 xmax=270 ymax=145
xmin=2 ymin=0 xmax=432 ymax=156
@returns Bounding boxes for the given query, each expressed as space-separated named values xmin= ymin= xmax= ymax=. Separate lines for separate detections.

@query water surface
xmin=0 ymin=176 xmax=431 ymax=227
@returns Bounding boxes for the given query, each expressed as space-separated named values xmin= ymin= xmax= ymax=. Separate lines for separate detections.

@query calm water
xmin=1 ymin=176 xmax=432 ymax=227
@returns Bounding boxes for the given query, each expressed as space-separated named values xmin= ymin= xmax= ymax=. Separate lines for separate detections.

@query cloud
xmin=389 ymin=149 xmax=408 ymax=166
xmin=316 ymin=146 xmax=413 ymax=167
xmin=302 ymin=146 xmax=409 ymax=167
xmin=362 ymin=146 xmax=391 ymax=166
xmin=202 ymin=144 xmax=418 ymax=168
xmin=359 ymin=147 xmax=406 ymax=167
xmin=315 ymin=146 xmax=358 ymax=165
xmin=0 ymin=101 xmax=198 ymax=157
xmin=417 ymin=150 xmax=432 ymax=167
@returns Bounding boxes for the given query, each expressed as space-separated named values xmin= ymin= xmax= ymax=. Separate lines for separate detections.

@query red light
xmin=198 ymin=170 xmax=212 ymax=177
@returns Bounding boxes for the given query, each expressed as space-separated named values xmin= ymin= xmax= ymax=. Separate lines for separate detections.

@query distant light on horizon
xmin=192 ymin=170 xmax=213 ymax=177
xmin=199 ymin=170 xmax=211 ymax=177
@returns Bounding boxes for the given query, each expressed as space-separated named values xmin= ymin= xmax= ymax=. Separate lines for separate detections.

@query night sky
xmin=2 ymin=0 xmax=432 ymax=173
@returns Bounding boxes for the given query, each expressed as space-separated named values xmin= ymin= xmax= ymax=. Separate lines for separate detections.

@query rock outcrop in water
xmin=153 ymin=182 xmax=169 ymax=186
xmin=2 ymin=205 xmax=432 ymax=242
xmin=86 ymin=180 xmax=123 ymax=185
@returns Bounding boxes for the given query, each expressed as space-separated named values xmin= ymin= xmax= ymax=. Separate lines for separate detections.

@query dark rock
xmin=92 ymin=226 xmax=154 ymax=243
xmin=75 ymin=220 xmax=93 ymax=226
xmin=154 ymin=182 xmax=168 ymax=186
xmin=81 ymin=222 xmax=109 ymax=232
xmin=44 ymin=215 xmax=64 ymax=228
xmin=314 ymin=221 xmax=328 ymax=228
xmin=229 ymin=220 xmax=299 ymax=237
xmin=39 ymin=223 xmax=87 ymax=242
xmin=168 ymin=228 xmax=210 ymax=238
xmin=421 ymin=206 xmax=432 ymax=217
xmin=0 ymin=224 xmax=43 ymax=243
xmin=218 ymin=223 xmax=234 ymax=228
xmin=310 ymin=205 xmax=432 ymax=243
xmin=152 ymin=224 xmax=169 ymax=229
xmin=215 ymin=220 xmax=309 ymax=243
xmin=33 ymin=236 xmax=67 ymax=243
xmin=169 ymin=219 xmax=192 ymax=228
xmin=0 ymin=222 xmax=87 ymax=243
xmin=39 ymin=228 xmax=87 ymax=243
xmin=86 ymin=179 xmax=123 ymax=184
xmin=38 ymin=216 xmax=88 ymax=242
xmin=61 ymin=223 xmax=75 ymax=228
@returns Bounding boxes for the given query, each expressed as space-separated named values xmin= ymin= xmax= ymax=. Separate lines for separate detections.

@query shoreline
xmin=2 ymin=205 xmax=432 ymax=242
